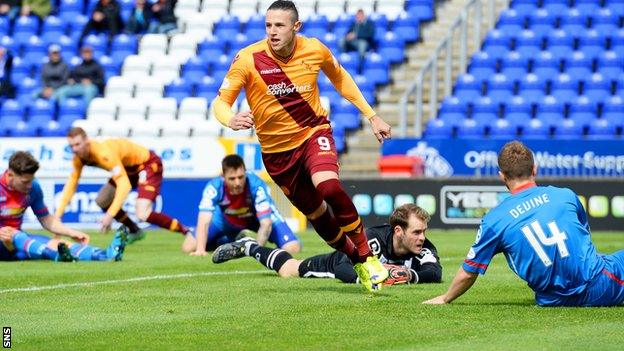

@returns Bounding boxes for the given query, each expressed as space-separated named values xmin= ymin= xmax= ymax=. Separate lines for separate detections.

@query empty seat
xmin=168 ymin=34 xmax=198 ymax=64
xmin=117 ymin=98 xmax=148 ymax=121
xmin=179 ymin=97 xmax=208 ymax=121
xmin=100 ymin=120 xmax=131 ymax=137
xmin=376 ymin=0 xmax=405 ymax=21
xmin=317 ymin=0 xmax=346 ymax=21
xmin=138 ymin=34 xmax=168 ymax=57
xmin=105 ymin=76 xmax=135 ymax=98
xmin=151 ymin=55 xmax=181 ymax=84
xmin=229 ymin=0 xmax=258 ymax=22
xmin=122 ymin=55 xmax=152 ymax=80
xmin=148 ymin=97 xmax=178 ymax=121
xmin=87 ymin=97 xmax=117 ymax=119
xmin=135 ymin=77 xmax=165 ymax=99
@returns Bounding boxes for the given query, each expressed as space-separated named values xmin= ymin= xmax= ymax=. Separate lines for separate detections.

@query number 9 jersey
xmin=463 ymin=185 xmax=605 ymax=301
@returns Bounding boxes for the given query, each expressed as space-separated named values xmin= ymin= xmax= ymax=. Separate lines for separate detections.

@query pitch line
xmin=0 ymin=270 xmax=267 ymax=294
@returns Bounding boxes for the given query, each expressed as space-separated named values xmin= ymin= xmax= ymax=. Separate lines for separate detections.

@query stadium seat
xmin=456 ymin=118 xmax=484 ymax=137
xmin=179 ymin=97 xmax=208 ymax=122
xmin=213 ymin=15 xmax=241 ymax=43
xmin=496 ymin=9 xmax=524 ymax=35
xmin=164 ymin=78 xmax=192 ymax=104
xmin=521 ymin=118 xmax=550 ymax=138
xmin=528 ymin=8 xmax=555 ymax=38
xmin=597 ymin=51 xmax=623 ymax=78
xmin=100 ymin=120 xmax=131 ymax=137
xmin=135 ymin=77 xmax=165 ymax=99
xmin=559 ymin=8 xmax=588 ymax=34
xmin=489 ymin=118 xmax=517 ymax=138
xmin=151 ymin=55 xmax=181 ymax=84
xmin=518 ymin=73 xmax=546 ymax=97
xmin=147 ymin=97 xmax=178 ymax=122
xmin=587 ymin=118 xmax=617 ymax=138
xmin=486 ymin=74 xmax=513 ymax=105
xmin=1 ymin=99 xmax=25 ymax=119
xmin=378 ymin=32 xmax=406 ymax=64
xmin=168 ymin=34 xmax=198 ymax=64
xmin=425 ymin=118 xmax=453 ymax=138
xmin=513 ymin=30 xmax=541 ymax=58
xmin=453 ymin=73 xmax=482 ymax=101
xmin=592 ymin=8 xmax=619 ymax=37
xmin=42 ymin=16 xmax=66 ymax=37
xmin=553 ymin=118 xmax=584 ymax=138
xmin=376 ymin=0 xmax=405 ymax=21
xmin=582 ymin=73 xmax=610 ymax=103
xmin=105 ymin=76 xmax=135 ymax=99
xmin=191 ymin=118 xmax=222 ymax=137
xmin=200 ymin=0 xmax=229 ymax=22
xmin=183 ymin=12 xmax=215 ymax=40
xmin=87 ymin=97 xmax=117 ymax=120
xmin=531 ymin=51 xmax=560 ymax=81
xmin=59 ymin=98 xmax=86 ymax=120
xmin=316 ymin=0 xmax=346 ymax=22
xmin=122 ymin=55 xmax=152 ymax=81
xmin=138 ymin=34 xmax=169 ymax=57
xmin=393 ymin=12 xmax=420 ymax=43
xmin=406 ymin=0 xmax=434 ymax=21
xmin=550 ymin=73 xmax=580 ymax=104
xmin=131 ymin=123 xmax=161 ymax=137
xmin=468 ymin=51 xmax=497 ymax=78
xmin=362 ymin=53 xmax=390 ymax=85
xmin=13 ymin=16 xmax=39 ymax=37
xmin=229 ymin=0 xmax=258 ymax=22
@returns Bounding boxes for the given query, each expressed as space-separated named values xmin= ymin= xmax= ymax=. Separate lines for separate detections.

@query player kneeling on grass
xmin=213 ymin=204 xmax=441 ymax=289
xmin=182 ymin=154 xmax=301 ymax=255
xmin=0 ymin=151 xmax=126 ymax=262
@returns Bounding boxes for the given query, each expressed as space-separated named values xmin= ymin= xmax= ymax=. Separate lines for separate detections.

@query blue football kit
xmin=463 ymin=183 xmax=624 ymax=306
xmin=196 ymin=171 xmax=299 ymax=250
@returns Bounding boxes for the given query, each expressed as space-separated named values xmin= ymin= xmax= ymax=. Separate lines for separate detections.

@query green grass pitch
xmin=1 ymin=229 xmax=623 ymax=350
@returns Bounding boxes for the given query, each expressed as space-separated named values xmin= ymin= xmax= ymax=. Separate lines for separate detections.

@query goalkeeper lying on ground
xmin=213 ymin=203 xmax=442 ymax=288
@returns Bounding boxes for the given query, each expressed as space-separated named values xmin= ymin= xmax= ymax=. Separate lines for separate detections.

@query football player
xmin=212 ymin=203 xmax=442 ymax=289
xmin=424 ymin=141 xmax=624 ymax=306
xmin=0 ymin=151 xmax=126 ymax=262
xmin=183 ymin=154 xmax=301 ymax=255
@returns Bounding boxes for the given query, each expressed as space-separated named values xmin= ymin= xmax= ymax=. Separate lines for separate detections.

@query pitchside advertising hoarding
xmin=343 ymin=179 xmax=624 ymax=231
xmin=382 ymin=139 xmax=624 ymax=177
xmin=0 ymin=137 xmax=264 ymax=229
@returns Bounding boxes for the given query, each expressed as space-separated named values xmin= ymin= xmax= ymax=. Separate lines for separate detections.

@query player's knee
xmin=135 ymin=208 xmax=150 ymax=222
xmin=282 ymin=241 xmax=301 ymax=254
xmin=277 ymin=259 xmax=301 ymax=278
xmin=315 ymin=178 xmax=345 ymax=201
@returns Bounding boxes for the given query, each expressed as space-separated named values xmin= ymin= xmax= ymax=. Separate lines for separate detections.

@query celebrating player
xmin=211 ymin=0 xmax=392 ymax=291
xmin=55 ymin=127 xmax=191 ymax=243
xmin=213 ymin=204 xmax=441 ymax=289
xmin=424 ymin=141 xmax=624 ymax=306
xmin=183 ymin=154 xmax=301 ymax=255
xmin=0 ymin=151 xmax=126 ymax=262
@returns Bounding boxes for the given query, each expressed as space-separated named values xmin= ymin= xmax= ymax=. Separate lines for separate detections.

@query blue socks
xmin=69 ymin=244 xmax=110 ymax=261
xmin=12 ymin=232 xmax=58 ymax=261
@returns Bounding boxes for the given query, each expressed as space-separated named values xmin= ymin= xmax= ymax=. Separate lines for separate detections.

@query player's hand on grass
xmin=368 ymin=115 xmax=391 ymax=143
xmin=70 ymin=231 xmax=90 ymax=244
xmin=190 ymin=249 xmax=207 ymax=256
xmin=100 ymin=213 xmax=113 ymax=233
xmin=228 ymin=111 xmax=254 ymax=130
xmin=422 ymin=295 xmax=448 ymax=305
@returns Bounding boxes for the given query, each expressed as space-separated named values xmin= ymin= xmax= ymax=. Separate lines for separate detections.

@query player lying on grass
xmin=0 ymin=151 xmax=126 ymax=262
xmin=424 ymin=141 xmax=624 ymax=307
xmin=213 ymin=204 xmax=442 ymax=289
xmin=182 ymin=154 xmax=301 ymax=255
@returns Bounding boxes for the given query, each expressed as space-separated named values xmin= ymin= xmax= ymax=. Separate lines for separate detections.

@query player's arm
xmin=252 ymin=178 xmax=273 ymax=246
xmin=410 ymin=241 xmax=443 ymax=284
xmin=54 ymin=158 xmax=84 ymax=218
xmin=423 ymin=268 xmax=478 ymax=304
xmin=320 ymin=41 xmax=390 ymax=142
xmin=191 ymin=211 xmax=213 ymax=256
xmin=38 ymin=214 xmax=90 ymax=244
xmin=256 ymin=218 xmax=272 ymax=246
xmin=211 ymin=53 xmax=251 ymax=130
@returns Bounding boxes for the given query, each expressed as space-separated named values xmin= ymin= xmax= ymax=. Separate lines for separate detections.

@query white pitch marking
xmin=0 ymin=270 xmax=267 ymax=294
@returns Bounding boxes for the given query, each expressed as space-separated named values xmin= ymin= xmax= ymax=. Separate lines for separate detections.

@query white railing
xmin=398 ymin=0 xmax=509 ymax=137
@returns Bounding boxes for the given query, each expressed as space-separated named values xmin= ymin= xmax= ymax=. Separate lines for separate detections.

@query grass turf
xmin=1 ymin=229 xmax=623 ymax=350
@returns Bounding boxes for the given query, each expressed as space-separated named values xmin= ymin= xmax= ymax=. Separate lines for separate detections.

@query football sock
xmin=69 ymin=244 xmax=109 ymax=261
xmin=316 ymin=179 xmax=371 ymax=262
xmin=308 ymin=208 xmax=359 ymax=264
xmin=146 ymin=212 xmax=188 ymax=234
xmin=245 ymin=241 xmax=292 ymax=272
xmin=12 ymin=232 xmax=58 ymax=260
xmin=101 ymin=206 xmax=140 ymax=233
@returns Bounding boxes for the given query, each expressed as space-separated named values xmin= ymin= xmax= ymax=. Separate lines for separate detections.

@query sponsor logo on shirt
xmin=260 ymin=67 xmax=283 ymax=75
xmin=266 ymin=82 xmax=312 ymax=96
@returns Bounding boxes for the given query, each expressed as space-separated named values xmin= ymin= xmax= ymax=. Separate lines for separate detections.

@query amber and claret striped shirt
xmin=212 ymin=35 xmax=376 ymax=153
xmin=55 ymin=138 xmax=151 ymax=218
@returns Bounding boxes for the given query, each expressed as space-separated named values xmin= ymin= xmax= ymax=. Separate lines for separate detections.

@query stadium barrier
xmin=382 ymin=138 xmax=624 ymax=178
xmin=342 ymin=178 xmax=624 ymax=231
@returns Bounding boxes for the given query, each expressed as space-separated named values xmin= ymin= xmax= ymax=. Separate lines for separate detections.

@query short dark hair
xmin=9 ymin=151 xmax=40 ymax=175
xmin=222 ymin=154 xmax=246 ymax=173
xmin=267 ymin=0 xmax=299 ymax=22
xmin=389 ymin=204 xmax=430 ymax=230
xmin=498 ymin=140 xmax=534 ymax=180
xmin=67 ymin=126 xmax=87 ymax=138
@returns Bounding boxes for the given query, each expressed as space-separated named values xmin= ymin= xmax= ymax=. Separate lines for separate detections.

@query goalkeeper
xmin=213 ymin=204 xmax=442 ymax=287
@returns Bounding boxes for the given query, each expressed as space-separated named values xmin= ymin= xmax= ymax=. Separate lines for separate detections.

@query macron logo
xmin=260 ymin=68 xmax=283 ymax=75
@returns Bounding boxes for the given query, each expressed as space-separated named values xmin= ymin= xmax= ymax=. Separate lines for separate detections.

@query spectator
xmin=79 ymin=0 xmax=123 ymax=44
xmin=124 ymin=0 xmax=152 ymax=34
xmin=149 ymin=0 xmax=177 ymax=35
xmin=37 ymin=44 xmax=69 ymax=100
xmin=339 ymin=9 xmax=375 ymax=60
xmin=52 ymin=46 xmax=104 ymax=105
xmin=0 ymin=0 xmax=19 ymax=20
xmin=20 ymin=0 xmax=51 ymax=19
xmin=0 ymin=46 xmax=14 ymax=99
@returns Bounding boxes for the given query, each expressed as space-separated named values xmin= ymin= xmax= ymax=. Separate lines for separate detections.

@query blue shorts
xmin=195 ymin=213 xmax=299 ymax=251
xmin=536 ymin=250 xmax=624 ymax=307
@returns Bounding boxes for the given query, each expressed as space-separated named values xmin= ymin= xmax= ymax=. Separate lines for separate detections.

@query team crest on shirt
xmin=300 ymin=60 xmax=313 ymax=71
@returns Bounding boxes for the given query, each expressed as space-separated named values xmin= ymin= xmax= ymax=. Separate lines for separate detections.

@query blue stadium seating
xmin=425 ymin=118 xmax=453 ymax=138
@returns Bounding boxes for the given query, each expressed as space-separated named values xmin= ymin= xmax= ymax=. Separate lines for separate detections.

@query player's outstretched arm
xmin=255 ymin=218 xmax=272 ymax=246
xmin=190 ymin=212 xmax=212 ymax=256
xmin=38 ymin=214 xmax=90 ymax=244
xmin=423 ymin=267 xmax=478 ymax=304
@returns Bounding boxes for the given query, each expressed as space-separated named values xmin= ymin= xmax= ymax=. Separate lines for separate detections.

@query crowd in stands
xmin=0 ymin=0 xmax=433 ymax=144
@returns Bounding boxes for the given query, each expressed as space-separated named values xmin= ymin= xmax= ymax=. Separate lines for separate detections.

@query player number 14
xmin=521 ymin=220 xmax=569 ymax=267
